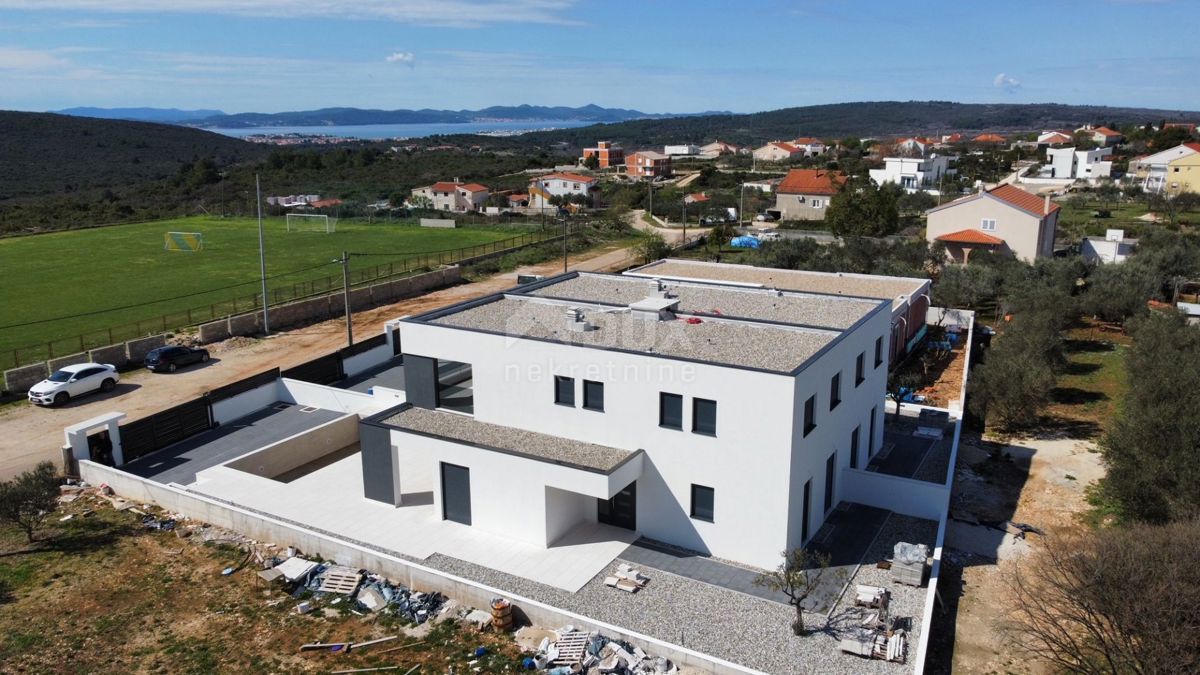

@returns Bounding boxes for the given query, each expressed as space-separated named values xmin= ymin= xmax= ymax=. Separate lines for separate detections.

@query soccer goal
xmin=164 ymin=231 xmax=204 ymax=252
xmin=286 ymin=213 xmax=337 ymax=233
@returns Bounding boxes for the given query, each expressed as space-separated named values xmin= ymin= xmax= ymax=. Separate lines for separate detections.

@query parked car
xmin=28 ymin=362 xmax=119 ymax=406
xmin=144 ymin=345 xmax=210 ymax=373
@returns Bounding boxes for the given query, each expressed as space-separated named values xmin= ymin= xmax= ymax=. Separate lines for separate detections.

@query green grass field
xmin=0 ymin=216 xmax=540 ymax=367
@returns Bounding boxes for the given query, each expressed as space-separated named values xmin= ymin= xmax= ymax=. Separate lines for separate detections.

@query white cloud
xmin=0 ymin=0 xmax=580 ymax=27
xmin=993 ymin=72 xmax=1021 ymax=92
xmin=385 ymin=51 xmax=415 ymax=65
xmin=0 ymin=46 xmax=70 ymax=70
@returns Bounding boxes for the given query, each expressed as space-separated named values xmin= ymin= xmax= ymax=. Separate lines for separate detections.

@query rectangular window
xmin=850 ymin=426 xmax=861 ymax=470
xmin=803 ymin=395 xmax=817 ymax=437
xmin=870 ymin=406 xmax=878 ymax=456
xmin=554 ymin=376 xmax=575 ymax=406
xmin=981 ymin=218 xmax=997 ymax=231
xmin=693 ymin=398 xmax=717 ymax=435
xmin=812 ymin=198 xmax=823 ymax=208
xmin=801 ymin=480 xmax=811 ymax=543
xmin=874 ymin=337 xmax=884 ymax=368
xmin=583 ymin=380 xmax=604 ymax=412
xmin=690 ymin=484 xmax=715 ymax=522
xmin=659 ymin=392 xmax=683 ymax=430
xmin=829 ymin=373 xmax=841 ymax=410
xmin=856 ymin=353 xmax=865 ymax=386
xmin=824 ymin=452 xmax=836 ymax=513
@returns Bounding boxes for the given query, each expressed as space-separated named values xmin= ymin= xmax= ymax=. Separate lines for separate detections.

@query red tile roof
xmin=767 ymin=142 xmax=800 ymax=154
xmin=536 ymin=172 xmax=597 ymax=184
xmin=777 ymin=169 xmax=846 ymax=196
xmin=1184 ymin=143 xmax=1200 ymax=154
xmin=973 ymin=133 xmax=1006 ymax=143
xmin=792 ymin=137 xmax=822 ymax=146
xmin=987 ymin=183 xmax=1059 ymax=216
xmin=1092 ymin=126 xmax=1122 ymax=137
xmin=431 ymin=181 xmax=461 ymax=192
xmin=308 ymin=198 xmax=343 ymax=208
xmin=685 ymin=192 xmax=710 ymax=202
xmin=935 ymin=229 xmax=1005 ymax=245
xmin=507 ymin=193 xmax=528 ymax=202
xmin=459 ymin=183 xmax=488 ymax=193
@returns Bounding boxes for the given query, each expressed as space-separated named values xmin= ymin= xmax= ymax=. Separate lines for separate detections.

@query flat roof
xmin=528 ymin=273 xmax=879 ymax=330
xmin=380 ymin=404 xmax=634 ymax=473
xmin=627 ymin=259 xmax=928 ymax=309
xmin=427 ymin=294 xmax=842 ymax=373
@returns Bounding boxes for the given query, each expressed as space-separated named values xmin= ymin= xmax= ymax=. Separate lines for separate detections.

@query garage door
xmin=440 ymin=463 xmax=472 ymax=525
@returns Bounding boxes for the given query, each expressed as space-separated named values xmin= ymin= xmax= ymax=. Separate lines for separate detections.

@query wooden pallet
xmin=553 ymin=631 xmax=590 ymax=666
xmin=317 ymin=566 xmax=362 ymax=595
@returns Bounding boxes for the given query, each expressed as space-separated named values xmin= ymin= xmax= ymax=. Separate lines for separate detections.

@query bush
xmin=0 ymin=462 xmax=60 ymax=543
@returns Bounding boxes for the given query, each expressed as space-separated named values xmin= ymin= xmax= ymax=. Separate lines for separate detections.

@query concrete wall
xmin=225 ymin=414 xmax=358 ymax=479
xmin=126 ymin=334 xmax=167 ymax=363
xmin=420 ymin=218 xmax=457 ymax=228
xmin=47 ymin=352 xmax=88 ymax=372
xmin=280 ymin=378 xmax=388 ymax=415
xmin=211 ymin=380 xmax=282 ymax=425
xmin=342 ymin=343 xmax=392 ymax=378
xmin=228 ymin=312 xmax=264 ymax=338
xmin=839 ymin=468 xmax=950 ymax=521
xmin=78 ymin=460 xmax=761 ymax=675
xmin=198 ymin=318 xmax=231 ymax=343
xmin=88 ymin=344 xmax=129 ymax=370
xmin=4 ymin=362 xmax=47 ymax=393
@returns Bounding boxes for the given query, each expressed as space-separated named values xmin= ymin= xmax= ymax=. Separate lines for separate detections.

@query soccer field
xmin=0 ymin=216 xmax=540 ymax=367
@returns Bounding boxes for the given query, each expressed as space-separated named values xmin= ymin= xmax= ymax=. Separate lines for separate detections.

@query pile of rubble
xmin=521 ymin=627 xmax=679 ymax=675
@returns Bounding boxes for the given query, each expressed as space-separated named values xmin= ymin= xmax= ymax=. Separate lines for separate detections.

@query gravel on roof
xmin=420 ymin=511 xmax=939 ymax=675
xmin=431 ymin=296 xmax=837 ymax=373
xmin=529 ymin=274 xmax=879 ymax=330
xmin=382 ymin=405 xmax=633 ymax=473
xmin=635 ymin=259 xmax=928 ymax=307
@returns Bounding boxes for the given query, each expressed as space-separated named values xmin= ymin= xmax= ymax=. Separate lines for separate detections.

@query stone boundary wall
xmin=4 ymin=333 xmax=167 ymax=394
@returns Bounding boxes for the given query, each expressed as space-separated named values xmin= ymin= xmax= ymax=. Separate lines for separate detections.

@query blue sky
xmin=0 ymin=0 xmax=1197 ymax=114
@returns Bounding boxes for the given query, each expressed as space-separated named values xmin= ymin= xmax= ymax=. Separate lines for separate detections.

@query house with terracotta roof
xmin=925 ymin=184 xmax=1058 ymax=264
xmin=1036 ymin=131 xmax=1074 ymax=146
xmin=773 ymin=169 xmax=846 ymax=221
xmin=411 ymin=181 xmax=490 ymax=213
xmin=752 ymin=141 xmax=803 ymax=162
xmin=896 ymin=137 xmax=936 ymax=156
xmin=581 ymin=141 xmax=624 ymax=169
xmin=626 ymin=151 xmax=672 ymax=179
xmin=528 ymin=172 xmax=599 ymax=209
xmin=1076 ymin=125 xmax=1124 ymax=147
xmin=941 ymin=133 xmax=964 ymax=144
xmin=790 ymin=137 xmax=827 ymax=156
xmin=699 ymin=140 xmax=745 ymax=158
xmin=1128 ymin=142 xmax=1200 ymax=193
xmin=972 ymin=133 xmax=1006 ymax=144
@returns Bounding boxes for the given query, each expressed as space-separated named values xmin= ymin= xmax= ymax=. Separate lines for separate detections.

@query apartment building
xmin=626 ymin=151 xmax=672 ymax=179
xmin=581 ymin=141 xmax=624 ymax=168
xmin=1128 ymin=142 xmax=1200 ymax=194
xmin=869 ymin=155 xmax=951 ymax=193
xmin=362 ymin=272 xmax=894 ymax=568
xmin=1044 ymin=146 xmax=1113 ymax=181
xmin=411 ymin=182 xmax=489 ymax=213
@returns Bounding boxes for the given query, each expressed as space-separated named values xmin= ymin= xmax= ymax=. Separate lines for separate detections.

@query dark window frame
xmin=829 ymin=372 xmax=841 ymax=410
xmin=850 ymin=425 xmax=861 ymax=470
xmin=874 ymin=336 xmax=884 ymax=368
xmin=690 ymin=484 xmax=715 ymax=522
xmin=803 ymin=395 xmax=817 ymax=436
xmin=692 ymin=397 xmax=717 ymax=436
xmin=554 ymin=375 xmax=575 ymax=407
xmin=824 ymin=451 xmax=836 ymax=513
xmin=582 ymin=379 xmax=604 ymax=412
xmin=855 ymin=353 xmax=865 ymax=386
xmin=659 ymin=392 xmax=683 ymax=430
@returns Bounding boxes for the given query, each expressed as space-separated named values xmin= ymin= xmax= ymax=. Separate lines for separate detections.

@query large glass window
xmin=554 ymin=376 xmax=575 ymax=406
xmin=660 ymin=392 xmax=683 ymax=430
xmin=690 ymin=485 xmax=715 ymax=522
xmin=693 ymin=398 xmax=717 ymax=435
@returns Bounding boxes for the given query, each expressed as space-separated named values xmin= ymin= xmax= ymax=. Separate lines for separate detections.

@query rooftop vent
xmin=565 ymin=306 xmax=595 ymax=332
xmin=629 ymin=296 xmax=681 ymax=321
xmin=648 ymin=278 xmax=671 ymax=298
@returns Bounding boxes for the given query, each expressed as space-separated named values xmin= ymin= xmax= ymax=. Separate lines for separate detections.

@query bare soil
xmin=0 ymin=243 xmax=635 ymax=480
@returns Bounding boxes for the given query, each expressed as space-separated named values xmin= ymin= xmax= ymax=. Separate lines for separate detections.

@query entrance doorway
xmin=598 ymin=480 xmax=637 ymax=530
xmin=440 ymin=462 xmax=472 ymax=525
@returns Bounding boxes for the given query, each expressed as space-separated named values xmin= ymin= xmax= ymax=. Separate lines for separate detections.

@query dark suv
xmin=144 ymin=345 xmax=210 ymax=373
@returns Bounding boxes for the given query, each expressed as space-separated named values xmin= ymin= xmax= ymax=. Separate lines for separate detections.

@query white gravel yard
xmin=421 ymin=512 xmax=939 ymax=675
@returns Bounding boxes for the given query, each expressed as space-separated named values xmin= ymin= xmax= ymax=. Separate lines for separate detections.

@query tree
xmin=634 ymin=232 xmax=671 ymax=264
xmin=1007 ymin=519 xmax=1200 ymax=674
xmin=755 ymin=548 xmax=836 ymax=636
xmin=824 ymin=177 xmax=900 ymax=238
xmin=582 ymin=153 xmax=600 ymax=170
xmin=887 ymin=369 xmax=925 ymax=422
xmin=0 ymin=462 xmax=60 ymax=543
xmin=1097 ymin=312 xmax=1200 ymax=523
xmin=968 ymin=310 xmax=1062 ymax=430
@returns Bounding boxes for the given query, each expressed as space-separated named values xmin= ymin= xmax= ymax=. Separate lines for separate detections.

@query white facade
xmin=387 ymin=273 xmax=895 ymax=569
xmin=1081 ymin=230 xmax=1136 ymax=264
xmin=664 ymin=144 xmax=700 ymax=157
xmin=1044 ymin=146 xmax=1113 ymax=181
xmin=411 ymin=183 xmax=489 ymax=213
xmin=868 ymin=155 xmax=951 ymax=193
xmin=528 ymin=173 xmax=597 ymax=208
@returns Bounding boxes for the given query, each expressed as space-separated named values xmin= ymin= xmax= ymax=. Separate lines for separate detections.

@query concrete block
xmin=4 ymin=362 xmax=47 ymax=393
xmin=198 ymin=319 xmax=231 ymax=344
xmin=48 ymin=352 xmax=89 ymax=372
xmin=88 ymin=344 xmax=128 ymax=370
xmin=126 ymin=334 xmax=167 ymax=363
xmin=228 ymin=312 xmax=263 ymax=337
xmin=349 ymin=287 xmax=374 ymax=312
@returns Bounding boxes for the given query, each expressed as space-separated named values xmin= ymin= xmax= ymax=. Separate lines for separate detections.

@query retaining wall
xmin=198 ymin=319 xmax=231 ymax=343
xmin=4 ymin=362 xmax=47 ymax=393
xmin=126 ymin=334 xmax=167 ymax=363
xmin=226 ymin=414 xmax=358 ymax=479
xmin=88 ymin=344 xmax=129 ymax=370
xmin=47 ymin=352 xmax=88 ymax=372
xmin=79 ymin=461 xmax=761 ymax=675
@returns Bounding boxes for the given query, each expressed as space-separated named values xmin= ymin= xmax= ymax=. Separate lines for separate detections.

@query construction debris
xmin=605 ymin=564 xmax=650 ymax=593
xmin=526 ymin=628 xmax=678 ymax=675
xmin=890 ymin=542 xmax=928 ymax=587
xmin=318 ymin=566 xmax=363 ymax=595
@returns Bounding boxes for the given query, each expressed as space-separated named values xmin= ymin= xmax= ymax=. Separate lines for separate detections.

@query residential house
xmin=411 ymin=182 xmax=489 ymax=213
xmin=528 ymin=172 xmax=598 ymax=209
xmin=582 ymin=141 xmax=625 ymax=169
xmin=683 ymin=192 xmax=709 ymax=205
xmin=626 ymin=151 xmax=672 ymax=179
xmin=1076 ymin=125 xmax=1123 ymax=147
xmin=1164 ymin=122 xmax=1197 ymax=133
xmin=972 ymin=133 xmax=1006 ymax=144
xmin=664 ymin=144 xmax=700 ymax=157
xmin=773 ymin=169 xmax=845 ymax=220
xmin=308 ymin=198 xmax=344 ymax=209
xmin=1166 ymin=147 xmax=1200 ymax=195
xmin=1036 ymin=131 xmax=1073 ymax=146
xmin=1081 ymin=229 xmax=1136 ymax=264
xmin=790 ymin=137 xmax=827 ymax=156
xmin=507 ymin=193 xmax=529 ymax=208
xmin=752 ymin=141 xmax=803 ymax=162
xmin=869 ymin=155 xmax=951 ymax=193
xmin=1128 ymin=142 xmax=1200 ymax=193
xmin=896 ymin=137 xmax=937 ymax=156
xmin=925 ymin=183 xmax=1059 ymax=264
xmin=699 ymin=140 xmax=744 ymax=158
xmin=1044 ymin=146 xmax=1113 ymax=181
xmin=941 ymin=133 xmax=964 ymax=144
xmin=743 ymin=178 xmax=779 ymax=193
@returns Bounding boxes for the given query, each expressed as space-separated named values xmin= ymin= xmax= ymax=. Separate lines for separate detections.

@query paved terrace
xmin=122 ymin=404 xmax=343 ymax=485
xmin=381 ymin=405 xmax=632 ymax=473
xmin=630 ymin=258 xmax=927 ymax=308
xmin=872 ymin=407 xmax=957 ymax=484
xmin=430 ymin=296 xmax=839 ymax=373
xmin=336 ymin=357 xmax=406 ymax=393
xmin=527 ymin=273 xmax=881 ymax=330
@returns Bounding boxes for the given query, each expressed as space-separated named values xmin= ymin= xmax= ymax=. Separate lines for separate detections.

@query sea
xmin=209 ymin=119 xmax=596 ymax=140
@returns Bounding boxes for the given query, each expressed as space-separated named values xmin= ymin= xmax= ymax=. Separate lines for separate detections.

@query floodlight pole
xmin=341 ymin=251 xmax=353 ymax=346
xmin=256 ymin=174 xmax=270 ymax=335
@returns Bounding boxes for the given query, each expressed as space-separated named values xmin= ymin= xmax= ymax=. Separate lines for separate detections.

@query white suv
xmin=28 ymin=362 xmax=120 ymax=407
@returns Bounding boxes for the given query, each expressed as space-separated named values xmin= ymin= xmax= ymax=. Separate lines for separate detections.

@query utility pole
xmin=681 ymin=201 xmax=687 ymax=245
xmin=256 ymin=174 xmax=270 ymax=335
xmin=562 ymin=217 xmax=569 ymax=273
xmin=739 ymin=183 xmax=746 ymax=228
xmin=341 ymin=251 xmax=353 ymax=346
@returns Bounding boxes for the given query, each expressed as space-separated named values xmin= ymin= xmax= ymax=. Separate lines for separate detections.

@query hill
xmin=518 ymin=101 xmax=1200 ymax=147
xmin=54 ymin=107 xmax=227 ymax=123
xmin=185 ymin=104 xmax=729 ymax=128
xmin=0 ymin=111 xmax=265 ymax=199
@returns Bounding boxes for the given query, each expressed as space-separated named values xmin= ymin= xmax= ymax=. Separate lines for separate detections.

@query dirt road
xmin=0 ymin=242 xmax=636 ymax=479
